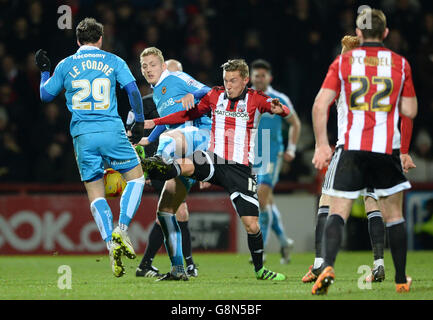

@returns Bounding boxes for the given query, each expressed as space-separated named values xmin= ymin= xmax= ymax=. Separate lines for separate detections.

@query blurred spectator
xmin=0 ymin=0 xmax=430 ymax=183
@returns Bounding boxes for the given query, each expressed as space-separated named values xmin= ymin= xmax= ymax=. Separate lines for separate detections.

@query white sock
xmin=313 ymin=257 xmax=324 ymax=269
xmin=373 ymin=258 xmax=384 ymax=269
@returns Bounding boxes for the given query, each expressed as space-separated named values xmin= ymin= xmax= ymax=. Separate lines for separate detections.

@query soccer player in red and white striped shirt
xmin=143 ymin=59 xmax=291 ymax=281
xmin=310 ymin=8 xmax=417 ymax=295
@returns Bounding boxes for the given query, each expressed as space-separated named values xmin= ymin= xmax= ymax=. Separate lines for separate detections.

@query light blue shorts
xmin=73 ymin=130 xmax=140 ymax=182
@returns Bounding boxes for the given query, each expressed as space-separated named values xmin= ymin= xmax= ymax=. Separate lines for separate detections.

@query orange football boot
xmin=311 ymin=266 xmax=335 ymax=295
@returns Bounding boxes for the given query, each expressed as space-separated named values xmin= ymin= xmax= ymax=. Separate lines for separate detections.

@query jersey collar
xmin=360 ymin=42 xmax=385 ymax=47
xmin=224 ymin=86 xmax=248 ymax=101
xmin=151 ymin=69 xmax=170 ymax=88
xmin=77 ymin=45 xmax=101 ymax=52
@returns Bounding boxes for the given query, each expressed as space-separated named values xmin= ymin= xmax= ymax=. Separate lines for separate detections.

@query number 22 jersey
xmin=321 ymin=42 xmax=416 ymax=154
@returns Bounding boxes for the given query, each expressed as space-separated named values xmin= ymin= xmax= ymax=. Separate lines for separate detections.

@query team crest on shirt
xmin=161 ymin=86 xmax=167 ymax=94
xmin=237 ymin=102 xmax=247 ymax=112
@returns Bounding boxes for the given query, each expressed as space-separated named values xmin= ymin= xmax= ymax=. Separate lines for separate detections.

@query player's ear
xmin=162 ymin=62 xmax=167 ymax=71
xmin=383 ymin=28 xmax=389 ymax=41
xmin=355 ymin=28 xmax=363 ymax=40
xmin=97 ymin=36 xmax=103 ymax=48
xmin=77 ymin=40 xmax=81 ymax=47
xmin=243 ymin=76 xmax=250 ymax=86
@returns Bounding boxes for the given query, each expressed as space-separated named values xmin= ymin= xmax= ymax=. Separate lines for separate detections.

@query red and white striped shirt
xmin=153 ymin=86 xmax=291 ymax=166
xmin=322 ymin=42 xmax=416 ymax=154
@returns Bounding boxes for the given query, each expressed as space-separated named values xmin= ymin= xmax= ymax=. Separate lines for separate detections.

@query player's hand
xmin=144 ymin=120 xmax=156 ymax=129
xmin=129 ymin=121 xmax=144 ymax=144
xmin=312 ymin=144 xmax=332 ymax=170
xmin=175 ymin=93 xmax=195 ymax=110
xmin=199 ymin=181 xmax=212 ymax=189
xmin=400 ymin=153 xmax=416 ymax=173
xmin=35 ymin=49 xmax=51 ymax=72
xmin=284 ymin=150 xmax=295 ymax=162
xmin=270 ymin=98 xmax=284 ymax=114
xmin=138 ymin=137 xmax=150 ymax=146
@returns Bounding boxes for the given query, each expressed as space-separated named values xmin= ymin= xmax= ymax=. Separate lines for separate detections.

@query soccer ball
xmin=104 ymin=168 xmax=126 ymax=198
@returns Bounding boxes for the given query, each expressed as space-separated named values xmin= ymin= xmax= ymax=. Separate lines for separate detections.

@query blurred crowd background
xmin=0 ymin=0 xmax=432 ymax=184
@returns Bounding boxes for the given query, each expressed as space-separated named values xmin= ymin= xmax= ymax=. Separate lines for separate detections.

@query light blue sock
xmin=90 ymin=197 xmax=113 ymax=243
xmin=271 ymin=203 xmax=289 ymax=247
xmin=119 ymin=176 xmax=145 ymax=228
xmin=259 ymin=205 xmax=272 ymax=247
xmin=157 ymin=135 xmax=177 ymax=161
xmin=157 ymin=211 xmax=184 ymax=267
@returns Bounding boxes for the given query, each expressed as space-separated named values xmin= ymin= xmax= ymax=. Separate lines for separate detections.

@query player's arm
xmin=144 ymin=89 xmax=213 ymax=129
xmin=175 ymin=86 xmax=212 ymax=110
xmin=400 ymin=115 xmax=416 ymax=173
xmin=257 ymin=92 xmax=291 ymax=117
xmin=312 ymin=56 xmax=341 ymax=170
xmin=398 ymin=59 xmax=417 ymax=119
xmin=285 ymin=110 xmax=301 ymax=161
xmin=35 ymin=49 xmax=64 ymax=102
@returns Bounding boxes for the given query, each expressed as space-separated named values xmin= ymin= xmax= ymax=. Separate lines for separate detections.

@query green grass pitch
xmin=0 ymin=251 xmax=432 ymax=300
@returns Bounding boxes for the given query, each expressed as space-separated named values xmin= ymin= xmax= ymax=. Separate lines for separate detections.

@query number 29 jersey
xmin=42 ymin=45 xmax=135 ymax=138
xmin=321 ymin=42 xmax=416 ymax=154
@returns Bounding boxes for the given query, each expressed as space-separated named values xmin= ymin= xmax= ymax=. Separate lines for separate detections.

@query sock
xmin=139 ymin=221 xmax=164 ymax=269
xmin=119 ymin=176 xmax=145 ymax=227
xmin=270 ymin=203 xmax=289 ymax=247
xmin=258 ymin=205 xmax=272 ymax=248
xmin=386 ymin=218 xmax=407 ymax=284
xmin=367 ymin=210 xmax=385 ymax=261
xmin=322 ymin=214 xmax=345 ymax=268
xmin=157 ymin=135 xmax=177 ymax=160
xmin=248 ymin=231 xmax=264 ymax=272
xmin=178 ymin=221 xmax=194 ymax=266
xmin=90 ymin=197 xmax=113 ymax=244
xmin=315 ymin=206 xmax=329 ymax=259
xmin=157 ymin=211 xmax=184 ymax=267
xmin=314 ymin=257 xmax=325 ymax=269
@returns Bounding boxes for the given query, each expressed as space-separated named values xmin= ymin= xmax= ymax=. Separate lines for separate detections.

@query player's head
xmin=250 ymin=59 xmax=272 ymax=92
xmin=165 ymin=59 xmax=183 ymax=72
xmin=355 ymin=8 xmax=389 ymax=42
xmin=140 ymin=47 xmax=167 ymax=85
xmin=221 ymin=59 xmax=250 ymax=99
xmin=76 ymin=17 xmax=103 ymax=48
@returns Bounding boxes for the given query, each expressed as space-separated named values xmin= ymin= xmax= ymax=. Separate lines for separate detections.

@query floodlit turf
xmin=0 ymin=251 xmax=432 ymax=300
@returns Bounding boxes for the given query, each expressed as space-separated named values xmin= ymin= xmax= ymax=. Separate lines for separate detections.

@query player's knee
xmin=175 ymin=202 xmax=189 ymax=221
xmin=157 ymin=135 xmax=177 ymax=160
xmin=189 ymin=150 xmax=213 ymax=181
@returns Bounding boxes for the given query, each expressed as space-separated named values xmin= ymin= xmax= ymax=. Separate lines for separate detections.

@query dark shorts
xmin=322 ymin=146 xmax=411 ymax=199
xmin=190 ymin=151 xmax=259 ymax=217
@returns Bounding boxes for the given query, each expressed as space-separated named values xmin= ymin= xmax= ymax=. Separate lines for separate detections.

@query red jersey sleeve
xmin=153 ymin=90 xmax=213 ymax=125
xmin=256 ymin=91 xmax=291 ymax=117
xmin=321 ymin=56 xmax=341 ymax=94
xmin=401 ymin=59 xmax=416 ymax=97
xmin=400 ymin=115 xmax=413 ymax=154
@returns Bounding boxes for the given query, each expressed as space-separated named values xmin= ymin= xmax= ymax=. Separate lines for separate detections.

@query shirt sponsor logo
xmin=159 ymin=97 xmax=175 ymax=111
xmin=215 ymin=109 xmax=249 ymax=119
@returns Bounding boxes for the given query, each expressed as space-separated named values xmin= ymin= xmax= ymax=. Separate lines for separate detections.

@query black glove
xmin=129 ymin=121 xmax=144 ymax=144
xmin=35 ymin=49 xmax=51 ymax=72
